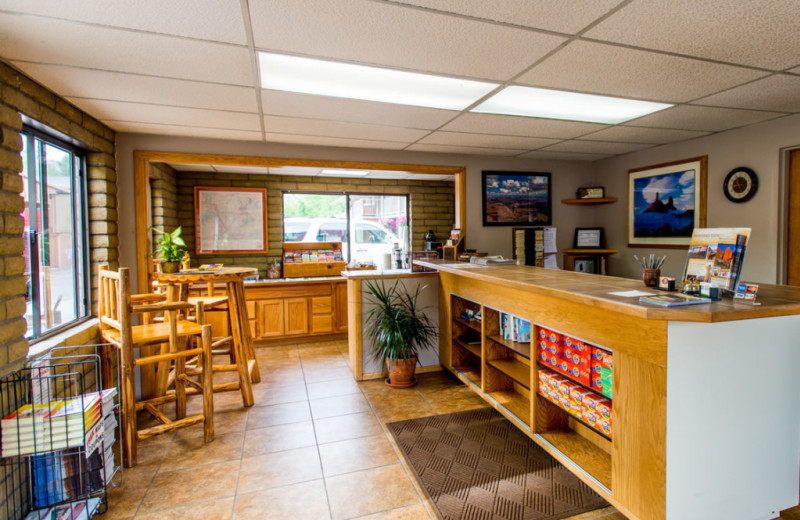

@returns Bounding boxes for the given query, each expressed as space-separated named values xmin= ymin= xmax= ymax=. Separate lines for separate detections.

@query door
xmin=788 ymin=149 xmax=800 ymax=285
xmin=258 ymin=300 xmax=284 ymax=338
xmin=284 ymin=297 xmax=310 ymax=335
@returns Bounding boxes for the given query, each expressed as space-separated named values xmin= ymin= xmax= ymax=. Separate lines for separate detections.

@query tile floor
xmin=105 ymin=340 xmax=800 ymax=520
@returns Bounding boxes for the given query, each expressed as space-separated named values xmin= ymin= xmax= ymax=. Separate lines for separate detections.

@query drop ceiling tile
xmin=260 ymin=90 xmax=456 ymax=130
xmin=441 ymin=113 xmax=606 ymax=139
xmin=694 ymin=74 xmax=800 ymax=113
xmin=581 ymin=126 xmax=710 ymax=144
xmin=518 ymin=151 xmax=612 ymax=161
xmin=790 ymin=66 xmax=800 ymax=74
xmin=211 ymin=165 xmax=271 ymax=174
xmin=69 ymin=99 xmax=261 ymax=131
xmin=585 ymin=0 xmax=800 ymax=70
xmin=404 ymin=143 xmax=526 ymax=156
xmin=542 ymin=140 xmax=653 ymax=155
xmin=387 ymin=0 xmax=624 ymax=34
xmin=107 ymin=122 xmax=263 ymax=141
xmin=264 ymin=133 xmax=408 ymax=150
xmin=0 ymin=0 xmax=247 ymax=44
xmin=417 ymin=131 xmax=559 ymax=150
xmin=0 ymin=13 xmax=254 ymax=85
xmin=12 ymin=63 xmax=258 ymax=113
xmin=518 ymin=40 xmax=766 ymax=103
xmin=626 ymin=105 xmax=785 ymax=132
xmin=249 ymin=0 xmax=566 ymax=81
xmin=170 ymin=164 xmax=216 ymax=172
xmin=269 ymin=166 xmax=322 ymax=176
xmin=263 ymin=115 xmax=430 ymax=142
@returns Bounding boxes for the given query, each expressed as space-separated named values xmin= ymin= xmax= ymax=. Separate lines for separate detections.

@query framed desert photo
xmin=482 ymin=171 xmax=551 ymax=226
xmin=194 ymin=187 xmax=267 ymax=254
xmin=628 ymin=156 xmax=707 ymax=247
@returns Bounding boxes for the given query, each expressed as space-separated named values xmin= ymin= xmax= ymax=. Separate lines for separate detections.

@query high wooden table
xmin=153 ymin=267 xmax=260 ymax=407
xmin=415 ymin=259 xmax=800 ymax=520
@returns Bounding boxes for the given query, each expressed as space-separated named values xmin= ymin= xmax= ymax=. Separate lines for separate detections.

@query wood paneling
xmin=334 ymin=282 xmax=348 ymax=333
xmin=788 ymin=149 xmax=800 ymax=286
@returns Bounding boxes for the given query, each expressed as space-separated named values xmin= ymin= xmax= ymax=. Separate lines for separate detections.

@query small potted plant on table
xmin=364 ymin=278 xmax=438 ymax=388
xmin=154 ymin=226 xmax=187 ymax=274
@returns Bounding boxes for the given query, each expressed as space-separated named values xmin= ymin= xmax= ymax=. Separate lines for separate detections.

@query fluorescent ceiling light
xmin=319 ymin=169 xmax=369 ymax=177
xmin=472 ymin=86 xmax=672 ymax=124
xmin=259 ymin=52 xmax=499 ymax=111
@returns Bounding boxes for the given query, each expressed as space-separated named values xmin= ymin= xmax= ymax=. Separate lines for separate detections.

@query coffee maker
xmin=423 ymin=230 xmax=443 ymax=258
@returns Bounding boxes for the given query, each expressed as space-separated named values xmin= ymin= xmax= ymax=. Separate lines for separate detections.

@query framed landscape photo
xmin=628 ymin=156 xmax=707 ymax=248
xmin=194 ymin=187 xmax=267 ymax=254
xmin=482 ymin=171 xmax=551 ymax=226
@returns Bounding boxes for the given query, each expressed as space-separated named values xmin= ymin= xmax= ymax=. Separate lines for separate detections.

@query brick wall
xmin=170 ymin=170 xmax=454 ymax=275
xmin=0 ymin=60 xmax=117 ymax=377
xmin=150 ymin=162 xmax=179 ymax=232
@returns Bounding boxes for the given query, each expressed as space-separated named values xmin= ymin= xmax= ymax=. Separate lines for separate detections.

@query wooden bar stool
xmin=98 ymin=266 xmax=215 ymax=468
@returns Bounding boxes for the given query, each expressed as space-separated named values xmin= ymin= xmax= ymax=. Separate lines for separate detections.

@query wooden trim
xmin=788 ymin=149 xmax=800 ymax=285
xmin=348 ymin=278 xmax=363 ymax=380
xmin=134 ymin=150 xmax=466 ymax=293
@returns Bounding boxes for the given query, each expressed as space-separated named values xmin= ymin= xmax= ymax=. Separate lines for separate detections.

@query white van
xmin=283 ymin=217 xmax=403 ymax=264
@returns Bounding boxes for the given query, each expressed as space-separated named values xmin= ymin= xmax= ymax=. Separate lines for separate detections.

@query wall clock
xmin=723 ymin=167 xmax=758 ymax=203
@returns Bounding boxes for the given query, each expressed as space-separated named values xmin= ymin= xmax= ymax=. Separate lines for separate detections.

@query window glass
xmin=21 ymin=129 xmax=89 ymax=339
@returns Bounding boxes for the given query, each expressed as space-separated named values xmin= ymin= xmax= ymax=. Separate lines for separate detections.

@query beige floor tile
xmin=138 ymin=460 xmax=239 ymax=514
xmin=319 ymin=433 xmax=399 ymax=476
xmin=158 ymin=430 xmax=244 ymax=473
xmin=354 ymin=503 xmax=432 ymax=519
xmin=135 ymin=496 xmax=234 ymax=520
xmin=254 ymin=345 xmax=299 ymax=361
xmin=307 ymin=377 xmax=361 ymax=400
xmin=181 ymin=406 xmax=249 ymax=437
xmin=304 ymin=365 xmax=354 ymax=383
xmin=242 ymin=420 xmax=316 ymax=457
xmin=314 ymin=411 xmax=384 ymax=445
xmin=237 ymin=445 xmax=322 ymax=494
xmin=258 ymin=369 xmax=306 ymax=388
xmin=310 ymin=392 xmax=371 ymax=419
xmin=246 ymin=400 xmax=311 ymax=429
xmin=233 ymin=479 xmax=331 ymax=520
xmin=372 ymin=403 xmax=437 ymax=425
xmin=252 ymin=382 xmax=308 ymax=406
xmin=326 ymin=464 xmax=420 ymax=520
xmin=104 ymin=479 xmax=150 ymax=520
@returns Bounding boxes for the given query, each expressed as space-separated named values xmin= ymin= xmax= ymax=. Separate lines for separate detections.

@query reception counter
xmin=414 ymin=259 xmax=800 ymax=520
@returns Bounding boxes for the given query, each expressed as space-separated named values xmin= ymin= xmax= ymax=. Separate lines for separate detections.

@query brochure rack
xmin=0 ymin=345 xmax=121 ymax=520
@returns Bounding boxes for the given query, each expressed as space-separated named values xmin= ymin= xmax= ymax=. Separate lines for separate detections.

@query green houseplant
xmin=154 ymin=226 xmax=187 ymax=274
xmin=364 ymin=278 xmax=438 ymax=388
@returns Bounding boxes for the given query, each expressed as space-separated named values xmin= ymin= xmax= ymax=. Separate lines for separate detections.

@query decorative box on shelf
xmin=282 ymin=242 xmax=346 ymax=278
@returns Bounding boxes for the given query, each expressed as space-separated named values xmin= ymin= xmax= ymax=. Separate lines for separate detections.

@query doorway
xmin=786 ymin=149 xmax=800 ymax=285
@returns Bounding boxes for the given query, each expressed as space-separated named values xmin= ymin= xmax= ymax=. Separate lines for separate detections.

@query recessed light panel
xmin=259 ymin=52 xmax=499 ymax=111
xmin=319 ymin=169 xmax=369 ymax=177
xmin=472 ymin=86 xmax=672 ymax=124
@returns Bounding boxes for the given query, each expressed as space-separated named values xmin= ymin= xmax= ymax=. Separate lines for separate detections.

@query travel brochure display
xmin=682 ymin=227 xmax=750 ymax=292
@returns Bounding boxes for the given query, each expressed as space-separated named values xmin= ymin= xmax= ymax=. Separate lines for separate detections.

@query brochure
xmin=682 ymin=228 xmax=751 ymax=292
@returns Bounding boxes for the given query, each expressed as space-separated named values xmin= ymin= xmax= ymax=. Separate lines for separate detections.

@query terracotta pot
xmin=161 ymin=260 xmax=181 ymax=274
xmin=385 ymin=356 xmax=418 ymax=388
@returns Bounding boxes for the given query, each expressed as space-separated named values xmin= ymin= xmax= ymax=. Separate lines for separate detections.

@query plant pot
xmin=161 ymin=260 xmax=181 ymax=274
xmin=385 ymin=356 xmax=418 ymax=388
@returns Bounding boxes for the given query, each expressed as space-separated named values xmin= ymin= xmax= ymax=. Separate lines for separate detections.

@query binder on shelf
xmin=512 ymin=227 xmax=557 ymax=268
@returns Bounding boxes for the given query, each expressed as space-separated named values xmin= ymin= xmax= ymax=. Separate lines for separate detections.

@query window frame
xmin=21 ymin=125 xmax=92 ymax=341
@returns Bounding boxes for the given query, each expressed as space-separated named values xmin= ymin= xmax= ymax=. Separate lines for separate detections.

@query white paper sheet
xmin=543 ymin=255 xmax=559 ymax=269
xmin=609 ymin=290 xmax=656 ymax=297
xmin=543 ymin=227 xmax=557 ymax=253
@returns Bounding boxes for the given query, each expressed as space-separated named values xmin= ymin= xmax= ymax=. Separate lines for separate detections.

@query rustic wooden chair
xmin=98 ymin=265 xmax=214 ymax=468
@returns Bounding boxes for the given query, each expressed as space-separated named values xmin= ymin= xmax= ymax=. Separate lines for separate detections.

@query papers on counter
xmin=609 ymin=290 xmax=656 ymax=297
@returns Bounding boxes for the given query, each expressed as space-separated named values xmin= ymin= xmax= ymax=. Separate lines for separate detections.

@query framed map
xmin=194 ymin=187 xmax=267 ymax=254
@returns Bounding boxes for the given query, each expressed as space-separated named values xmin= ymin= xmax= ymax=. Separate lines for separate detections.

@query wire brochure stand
xmin=0 ymin=344 xmax=122 ymax=520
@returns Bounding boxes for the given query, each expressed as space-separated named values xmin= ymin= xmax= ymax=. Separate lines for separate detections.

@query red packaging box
xmin=596 ymin=416 xmax=612 ymax=437
xmin=583 ymin=392 xmax=605 ymax=413
xmin=562 ymin=346 xmax=590 ymax=367
xmin=582 ymin=407 xmax=598 ymax=426
xmin=570 ymin=386 xmax=593 ymax=411
xmin=546 ymin=374 xmax=567 ymax=401
xmin=557 ymin=379 xmax=578 ymax=400
xmin=591 ymin=371 xmax=603 ymax=391
xmin=591 ymin=346 xmax=613 ymax=370
xmin=595 ymin=397 xmax=612 ymax=421
xmin=563 ymin=360 xmax=591 ymax=386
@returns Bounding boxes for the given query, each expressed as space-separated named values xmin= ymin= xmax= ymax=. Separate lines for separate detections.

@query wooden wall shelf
xmin=561 ymin=197 xmax=618 ymax=205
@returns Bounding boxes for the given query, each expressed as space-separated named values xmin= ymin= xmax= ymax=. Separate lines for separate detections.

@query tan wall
xmin=0 ymin=60 xmax=117 ymax=377
xmin=170 ymin=170 xmax=454 ymax=276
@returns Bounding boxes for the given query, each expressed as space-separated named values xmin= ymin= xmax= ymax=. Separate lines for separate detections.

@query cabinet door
xmin=258 ymin=300 xmax=284 ymax=338
xmin=284 ymin=297 xmax=310 ymax=335
xmin=311 ymin=296 xmax=333 ymax=333
xmin=334 ymin=282 xmax=348 ymax=332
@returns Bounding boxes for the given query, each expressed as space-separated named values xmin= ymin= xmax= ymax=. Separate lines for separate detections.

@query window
xmin=20 ymin=127 xmax=90 ymax=339
xmin=282 ymin=192 xmax=409 ymax=266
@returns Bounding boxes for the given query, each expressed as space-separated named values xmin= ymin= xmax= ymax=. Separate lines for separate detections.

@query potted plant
xmin=364 ymin=278 xmax=438 ymax=388
xmin=154 ymin=226 xmax=187 ymax=274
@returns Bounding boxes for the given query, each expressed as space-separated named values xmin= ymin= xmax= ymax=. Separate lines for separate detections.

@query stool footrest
xmin=137 ymin=415 xmax=205 ymax=440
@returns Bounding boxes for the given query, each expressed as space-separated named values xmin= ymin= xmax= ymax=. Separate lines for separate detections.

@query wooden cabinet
xmin=245 ymin=280 xmax=347 ymax=341
xmin=333 ymin=282 xmax=348 ymax=332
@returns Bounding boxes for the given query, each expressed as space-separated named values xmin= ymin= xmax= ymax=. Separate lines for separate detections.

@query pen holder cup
xmin=642 ymin=268 xmax=660 ymax=287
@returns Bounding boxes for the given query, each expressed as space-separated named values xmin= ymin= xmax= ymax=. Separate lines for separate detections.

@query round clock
xmin=723 ymin=167 xmax=758 ymax=203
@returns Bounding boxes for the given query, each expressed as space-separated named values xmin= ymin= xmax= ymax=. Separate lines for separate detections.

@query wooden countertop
xmin=414 ymin=259 xmax=800 ymax=323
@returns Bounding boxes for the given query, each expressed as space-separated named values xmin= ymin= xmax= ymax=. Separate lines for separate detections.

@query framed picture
xmin=194 ymin=187 xmax=268 ymax=254
xmin=576 ymin=187 xmax=605 ymax=199
xmin=628 ymin=156 xmax=707 ymax=248
xmin=482 ymin=171 xmax=551 ymax=226
xmin=574 ymin=228 xmax=604 ymax=248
